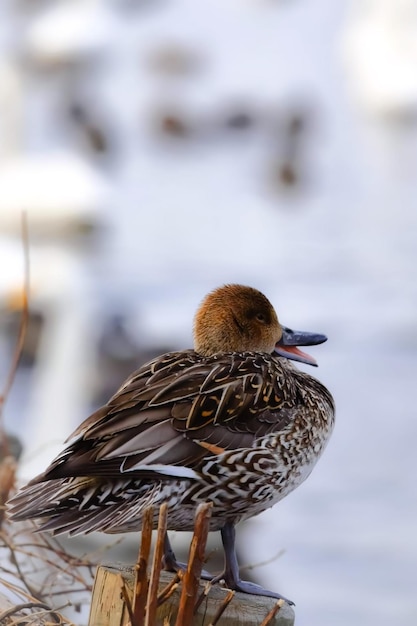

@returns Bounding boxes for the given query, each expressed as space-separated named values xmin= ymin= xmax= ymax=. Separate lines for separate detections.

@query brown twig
xmin=132 ymin=506 xmax=154 ymax=625
xmin=7 ymin=606 xmax=68 ymax=625
xmin=0 ymin=601 xmax=58 ymax=622
xmin=260 ymin=598 xmax=285 ymax=626
xmin=156 ymin=572 xmax=180 ymax=606
xmin=145 ymin=503 xmax=167 ymax=626
xmin=175 ymin=502 xmax=212 ymax=626
xmin=3 ymin=543 xmax=92 ymax=588
xmin=0 ymin=213 xmax=30 ymax=437
xmin=0 ymin=456 xmax=17 ymax=526
xmin=0 ymin=529 xmax=41 ymax=599
xmin=207 ymin=589 xmax=235 ymax=626
xmin=239 ymin=548 xmax=285 ymax=573
xmin=1 ymin=520 xmax=95 ymax=621
xmin=193 ymin=580 xmax=212 ymax=614
xmin=120 ymin=574 xmax=136 ymax=625
xmin=0 ymin=576 xmax=46 ymax=603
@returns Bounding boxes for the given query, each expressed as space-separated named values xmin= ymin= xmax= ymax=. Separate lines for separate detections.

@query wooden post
xmin=88 ymin=568 xmax=295 ymax=626
xmin=88 ymin=504 xmax=295 ymax=626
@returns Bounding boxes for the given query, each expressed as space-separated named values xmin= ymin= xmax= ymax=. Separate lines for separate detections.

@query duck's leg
xmin=162 ymin=532 xmax=213 ymax=579
xmin=162 ymin=532 xmax=181 ymax=572
xmin=213 ymin=521 xmax=294 ymax=605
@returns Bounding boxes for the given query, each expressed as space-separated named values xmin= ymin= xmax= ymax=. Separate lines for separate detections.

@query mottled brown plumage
xmin=8 ymin=284 xmax=335 ymax=602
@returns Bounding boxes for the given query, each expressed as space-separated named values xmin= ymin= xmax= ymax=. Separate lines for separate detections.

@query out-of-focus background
xmin=0 ymin=1 xmax=416 ymax=625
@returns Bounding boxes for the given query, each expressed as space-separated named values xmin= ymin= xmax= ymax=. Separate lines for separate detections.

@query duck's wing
xmin=34 ymin=350 xmax=296 ymax=483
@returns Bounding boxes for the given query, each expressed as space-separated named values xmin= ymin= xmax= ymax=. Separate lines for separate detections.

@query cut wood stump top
xmin=88 ymin=565 xmax=295 ymax=626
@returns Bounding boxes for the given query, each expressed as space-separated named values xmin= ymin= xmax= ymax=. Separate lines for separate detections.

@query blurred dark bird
xmin=224 ymin=110 xmax=256 ymax=131
xmin=152 ymin=108 xmax=193 ymax=139
xmin=269 ymin=108 xmax=312 ymax=193
xmin=69 ymin=103 xmax=109 ymax=154
xmin=8 ymin=284 xmax=335 ymax=603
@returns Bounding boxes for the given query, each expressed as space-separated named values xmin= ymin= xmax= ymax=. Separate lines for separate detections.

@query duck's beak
xmin=274 ymin=326 xmax=327 ymax=367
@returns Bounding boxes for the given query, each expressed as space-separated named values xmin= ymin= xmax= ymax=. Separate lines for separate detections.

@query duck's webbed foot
xmin=215 ymin=522 xmax=294 ymax=606
xmin=214 ymin=575 xmax=294 ymax=604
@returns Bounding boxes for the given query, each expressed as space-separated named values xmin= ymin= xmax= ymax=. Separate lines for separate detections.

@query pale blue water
xmin=1 ymin=1 xmax=417 ymax=625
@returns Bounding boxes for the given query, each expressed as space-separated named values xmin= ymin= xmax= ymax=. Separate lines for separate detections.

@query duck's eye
xmin=255 ymin=312 xmax=266 ymax=323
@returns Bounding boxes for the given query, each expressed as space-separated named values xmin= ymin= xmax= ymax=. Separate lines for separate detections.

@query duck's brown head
xmin=194 ymin=284 xmax=280 ymax=355
xmin=193 ymin=284 xmax=327 ymax=365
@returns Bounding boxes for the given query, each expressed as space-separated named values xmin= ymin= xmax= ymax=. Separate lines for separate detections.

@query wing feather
xmin=35 ymin=350 xmax=296 ymax=485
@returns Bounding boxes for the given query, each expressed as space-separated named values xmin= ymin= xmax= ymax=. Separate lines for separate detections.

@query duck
xmin=8 ymin=284 xmax=335 ymax=604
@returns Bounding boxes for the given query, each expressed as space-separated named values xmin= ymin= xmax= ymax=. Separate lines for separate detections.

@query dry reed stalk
xmin=132 ymin=506 xmax=154 ymax=624
xmin=0 ymin=457 xmax=17 ymax=527
xmin=0 ymin=213 xmax=29 ymax=464
xmin=145 ymin=504 xmax=168 ymax=626
xmin=259 ymin=599 xmax=285 ymax=626
xmin=156 ymin=573 xmax=180 ymax=606
xmin=207 ymin=589 xmax=235 ymax=626
xmin=174 ymin=502 xmax=212 ymax=626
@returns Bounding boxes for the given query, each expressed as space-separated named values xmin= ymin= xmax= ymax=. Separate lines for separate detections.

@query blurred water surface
xmin=0 ymin=1 xmax=417 ymax=625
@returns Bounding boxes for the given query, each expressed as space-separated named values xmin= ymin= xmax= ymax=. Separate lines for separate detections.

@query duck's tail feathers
xmin=7 ymin=476 xmax=177 ymax=535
